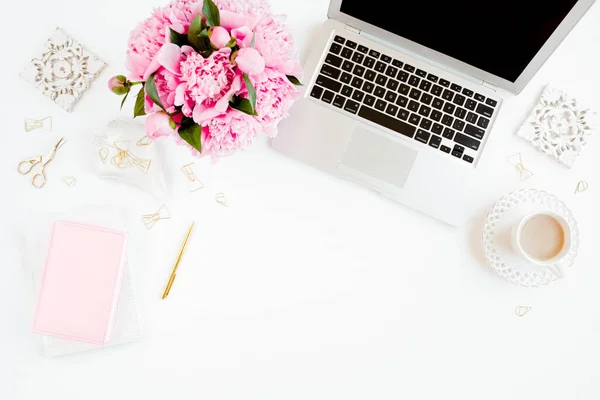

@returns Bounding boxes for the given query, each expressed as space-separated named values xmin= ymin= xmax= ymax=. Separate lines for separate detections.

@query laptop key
xmin=463 ymin=154 xmax=474 ymax=163
xmin=325 ymin=54 xmax=343 ymax=68
xmin=381 ymin=54 xmax=392 ymax=63
xmin=340 ymin=72 xmax=352 ymax=84
xmin=392 ymin=59 xmax=404 ymax=68
xmin=342 ymin=60 xmax=354 ymax=72
xmin=477 ymin=116 xmax=490 ymax=129
xmin=431 ymin=110 xmax=443 ymax=122
xmin=341 ymin=48 xmax=353 ymax=59
xmin=341 ymin=85 xmax=353 ymax=97
xmin=310 ymin=85 xmax=323 ymax=99
xmin=431 ymin=85 xmax=444 ymax=97
xmin=375 ymin=61 xmax=387 ymax=72
xmin=351 ymin=77 xmax=364 ymax=89
xmin=386 ymin=79 xmax=399 ymax=91
xmin=439 ymin=79 xmax=450 ymax=87
xmin=442 ymin=128 xmax=455 ymax=140
xmin=374 ymin=86 xmax=386 ymax=98
xmin=322 ymin=90 xmax=334 ymax=104
xmin=431 ymin=123 xmax=444 ymax=134
xmin=333 ymin=95 xmax=345 ymax=108
xmin=418 ymin=105 xmax=431 ymax=117
xmin=386 ymin=103 xmax=399 ymax=116
xmin=454 ymin=144 xmax=465 ymax=153
xmin=409 ymin=88 xmax=422 ymax=100
xmin=442 ymin=89 xmax=454 ymax=101
xmin=421 ymin=93 xmax=433 ymax=105
xmin=399 ymin=84 xmax=410 ymax=95
xmin=352 ymin=91 xmax=365 ymax=102
xmin=450 ymin=83 xmax=462 ymax=92
xmin=364 ymin=57 xmax=376 ymax=69
xmin=351 ymin=52 xmax=365 ymax=64
xmin=398 ymin=109 xmax=409 ymax=120
xmin=420 ymin=118 xmax=433 ymax=130
xmin=427 ymin=74 xmax=439 ymax=83
xmin=321 ymin=64 xmax=341 ymax=79
xmin=404 ymin=64 xmax=415 ymax=73
xmin=451 ymin=149 xmax=463 ymax=158
xmin=453 ymin=94 xmax=466 ymax=106
xmin=398 ymin=71 xmax=409 ymax=82
xmin=474 ymin=93 xmax=486 ymax=102
xmin=358 ymin=45 xmax=369 ymax=54
xmin=364 ymin=95 xmax=376 ymax=107
xmin=464 ymin=124 xmax=485 ymax=139
xmin=375 ymin=99 xmax=387 ymax=111
xmin=334 ymin=36 xmax=345 ymax=44
xmin=364 ymin=70 xmax=376 ymax=82
xmin=454 ymin=107 xmax=467 ymax=119
xmin=316 ymin=75 xmax=342 ymax=92
xmin=363 ymin=82 xmax=375 ymax=94
xmin=346 ymin=40 xmax=357 ymax=49
xmin=385 ymin=91 xmax=397 ymax=103
xmin=409 ymin=113 xmax=421 ymax=125
xmin=358 ymin=106 xmax=416 ymax=138
xmin=419 ymin=80 xmax=432 ymax=92
xmin=369 ymin=49 xmax=380 ymax=58
xmin=408 ymin=75 xmax=421 ymax=87
xmin=441 ymin=145 xmax=451 ymax=153
xmin=455 ymin=133 xmax=481 ymax=151
xmin=462 ymin=88 xmax=474 ymax=97
xmin=486 ymin=98 xmax=498 ymax=107
xmin=344 ymin=99 xmax=360 ymax=114
xmin=443 ymin=103 xmax=455 ymax=114
xmin=353 ymin=65 xmax=365 ymax=77
xmin=453 ymin=119 xmax=466 ymax=132
xmin=416 ymin=69 xmax=427 ymax=78
xmin=385 ymin=65 xmax=398 ymax=78
xmin=376 ymin=74 xmax=387 ymax=86
xmin=466 ymin=112 xmax=478 ymax=123
xmin=429 ymin=135 xmax=442 ymax=149
xmin=408 ymin=100 xmax=419 ymax=111
xmin=396 ymin=95 xmax=409 ymax=108
xmin=442 ymin=115 xmax=454 ymax=127
xmin=432 ymin=98 xmax=444 ymax=110
xmin=465 ymin=99 xmax=477 ymax=111
xmin=415 ymin=129 xmax=430 ymax=144
xmin=476 ymin=103 xmax=494 ymax=118
xmin=330 ymin=43 xmax=342 ymax=55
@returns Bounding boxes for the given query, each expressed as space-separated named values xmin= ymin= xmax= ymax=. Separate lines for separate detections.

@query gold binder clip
xmin=215 ymin=192 xmax=228 ymax=207
xmin=61 ymin=177 xmax=76 ymax=187
xmin=508 ymin=153 xmax=534 ymax=181
xmin=24 ymin=116 xmax=52 ymax=132
xmin=98 ymin=147 xmax=109 ymax=164
xmin=142 ymin=204 xmax=171 ymax=230
xmin=137 ymin=135 xmax=152 ymax=146
xmin=515 ymin=306 xmax=532 ymax=317
xmin=180 ymin=163 xmax=204 ymax=192
xmin=575 ymin=181 xmax=589 ymax=195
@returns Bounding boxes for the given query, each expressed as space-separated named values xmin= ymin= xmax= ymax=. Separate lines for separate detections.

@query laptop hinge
xmin=482 ymin=81 xmax=498 ymax=92
xmin=345 ymin=25 xmax=361 ymax=34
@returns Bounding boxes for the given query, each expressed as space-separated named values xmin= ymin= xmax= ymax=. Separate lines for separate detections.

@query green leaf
xmin=170 ymin=28 xmax=188 ymax=47
xmin=200 ymin=28 xmax=209 ymax=38
xmin=202 ymin=0 xmax=220 ymax=27
xmin=286 ymin=75 xmax=303 ymax=86
xmin=243 ymin=73 xmax=257 ymax=113
xmin=133 ymin=86 xmax=146 ymax=118
xmin=178 ymin=118 xmax=203 ymax=152
xmin=188 ymin=14 xmax=204 ymax=52
xmin=145 ymin=73 xmax=166 ymax=112
xmin=229 ymin=96 xmax=258 ymax=116
xmin=120 ymin=90 xmax=130 ymax=110
xmin=250 ymin=33 xmax=255 ymax=48
xmin=225 ymin=38 xmax=237 ymax=48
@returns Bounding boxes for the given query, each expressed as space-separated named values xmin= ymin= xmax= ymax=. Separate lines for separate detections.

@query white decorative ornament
xmin=516 ymin=85 xmax=596 ymax=168
xmin=20 ymin=28 xmax=107 ymax=112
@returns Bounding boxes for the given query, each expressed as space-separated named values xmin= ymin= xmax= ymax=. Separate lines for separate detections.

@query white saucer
xmin=482 ymin=189 xmax=580 ymax=287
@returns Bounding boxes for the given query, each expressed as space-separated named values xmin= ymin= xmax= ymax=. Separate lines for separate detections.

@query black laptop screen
xmin=339 ymin=0 xmax=579 ymax=82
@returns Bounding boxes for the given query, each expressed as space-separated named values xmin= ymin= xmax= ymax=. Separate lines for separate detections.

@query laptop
xmin=272 ymin=0 xmax=595 ymax=226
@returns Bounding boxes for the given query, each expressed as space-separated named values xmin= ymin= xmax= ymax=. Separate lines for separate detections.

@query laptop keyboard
xmin=309 ymin=35 xmax=499 ymax=164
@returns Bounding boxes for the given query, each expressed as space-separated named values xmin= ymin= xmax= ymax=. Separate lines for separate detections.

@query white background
xmin=2 ymin=0 xmax=600 ymax=399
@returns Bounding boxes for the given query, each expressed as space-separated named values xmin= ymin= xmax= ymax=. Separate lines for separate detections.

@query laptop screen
xmin=339 ymin=0 xmax=579 ymax=82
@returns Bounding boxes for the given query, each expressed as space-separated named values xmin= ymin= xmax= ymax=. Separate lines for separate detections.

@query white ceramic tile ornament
xmin=20 ymin=28 xmax=107 ymax=112
xmin=517 ymin=85 xmax=597 ymax=168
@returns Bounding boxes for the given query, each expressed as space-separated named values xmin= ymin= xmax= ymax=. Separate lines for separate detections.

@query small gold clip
xmin=111 ymin=149 xmax=133 ymax=168
xmin=575 ymin=181 xmax=589 ymax=195
xmin=181 ymin=163 xmax=204 ymax=192
xmin=142 ymin=204 xmax=171 ymax=230
xmin=215 ymin=192 xmax=228 ymax=207
xmin=515 ymin=306 xmax=532 ymax=317
xmin=508 ymin=153 xmax=534 ymax=181
xmin=24 ymin=117 xmax=52 ymax=132
xmin=99 ymin=147 xmax=109 ymax=164
xmin=61 ymin=177 xmax=76 ymax=187
xmin=137 ymin=136 xmax=152 ymax=146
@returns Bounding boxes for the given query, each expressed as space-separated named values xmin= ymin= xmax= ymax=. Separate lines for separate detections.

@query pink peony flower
xmin=201 ymin=109 xmax=261 ymax=160
xmin=145 ymin=67 xmax=181 ymax=114
xmin=254 ymin=69 xmax=300 ymax=136
xmin=235 ymin=48 xmax=265 ymax=75
xmin=214 ymin=0 xmax=272 ymax=20
xmin=146 ymin=112 xmax=177 ymax=139
xmin=209 ymin=26 xmax=231 ymax=49
xmin=255 ymin=16 xmax=302 ymax=77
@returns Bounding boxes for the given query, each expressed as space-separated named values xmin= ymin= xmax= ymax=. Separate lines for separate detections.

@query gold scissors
xmin=18 ymin=137 xmax=66 ymax=188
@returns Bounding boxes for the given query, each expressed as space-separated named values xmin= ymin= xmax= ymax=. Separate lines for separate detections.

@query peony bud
xmin=108 ymin=75 xmax=129 ymax=95
xmin=209 ymin=26 xmax=232 ymax=49
xmin=234 ymin=48 xmax=265 ymax=76
xmin=145 ymin=112 xmax=177 ymax=139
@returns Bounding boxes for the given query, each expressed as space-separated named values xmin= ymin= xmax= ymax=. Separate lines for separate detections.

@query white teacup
xmin=511 ymin=211 xmax=572 ymax=279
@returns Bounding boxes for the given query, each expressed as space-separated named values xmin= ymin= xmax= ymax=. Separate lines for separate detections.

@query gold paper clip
xmin=508 ymin=153 xmax=534 ymax=181
xmin=110 ymin=143 xmax=152 ymax=173
xmin=99 ymin=147 xmax=109 ymax=164
xmin=61 ymin=177 xmax=76 ymax=187
xmin=215 ymin=192 xmax=228 ymax=207
xmin=24 ymin=117 xmax=52 ymax=132
xmin=181 ymin=163 xmax=204 ymax=192
xmin=515 ymin=306 xmax=532 ymax=317
xmin=142 ymin=204 xmax=171 ymax=230
xmin=137 ymin=136 xmax=152 ymax=146
xmin=575 ymin=181 xmax=589 ymax=195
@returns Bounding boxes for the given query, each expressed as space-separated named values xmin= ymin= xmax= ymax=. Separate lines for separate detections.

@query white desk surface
xmin=2 ymin=1 xmax=600 ymax=399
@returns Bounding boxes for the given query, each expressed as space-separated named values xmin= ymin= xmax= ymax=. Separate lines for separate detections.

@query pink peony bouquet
xmin=109 ymin=0 xmax=302 ymax=160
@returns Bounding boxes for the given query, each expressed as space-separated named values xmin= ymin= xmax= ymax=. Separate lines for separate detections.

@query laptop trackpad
xmin=337 ymin=127 xmax=417 ymax=189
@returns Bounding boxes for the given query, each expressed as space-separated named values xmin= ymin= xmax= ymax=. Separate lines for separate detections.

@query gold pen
xmin=161 ymin=221 xmax=195 ymax=299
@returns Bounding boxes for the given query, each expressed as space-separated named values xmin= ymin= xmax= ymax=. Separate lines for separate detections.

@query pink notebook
xmin=32 ymin=221 xmax=128 ymax=345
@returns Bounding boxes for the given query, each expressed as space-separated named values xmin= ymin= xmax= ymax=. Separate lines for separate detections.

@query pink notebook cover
xmin=32 ymin=221 xmax=128 ymax=345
